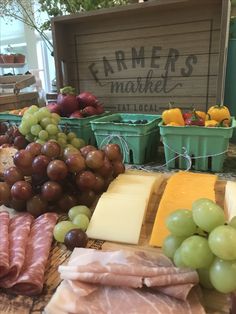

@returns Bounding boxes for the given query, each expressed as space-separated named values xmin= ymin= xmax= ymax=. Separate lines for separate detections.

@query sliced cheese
xmin=224 ymin=180 xmax=236 ymax=221
xmin=86 ymin=193 xmax=148 ymax=244
xmin=149 ymin=171 xmax=217 ymax=247
xmin=107 ymin=173 xmax=164 ymax=196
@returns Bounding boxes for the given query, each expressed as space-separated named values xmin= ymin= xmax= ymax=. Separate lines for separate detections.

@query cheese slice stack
xmin=149 ymin=171 xmax=217 ymax=247
xmin=86 ymin=171 xmax=164 ymax=244
xmin=224 ymin=180 xmax=236 ymax=221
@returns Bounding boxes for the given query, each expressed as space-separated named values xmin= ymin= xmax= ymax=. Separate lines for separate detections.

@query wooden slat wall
xmin=52 ymin=0 xmax=230 ymax=114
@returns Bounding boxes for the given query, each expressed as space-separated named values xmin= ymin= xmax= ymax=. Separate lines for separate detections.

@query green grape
xmin=31 ymin=124 xmax=42 ymax=136
xmin=51 ymin=113 xmax=61 ymax=123
xmin=38 ymin=130 xmax=49 ymax=141
xmin=45 ymin=124 xmax=59 ymax=135
xmin=166 ymin=209 xmax=197 ymax=237
xmin=40 ymin=117 xmax=52 ymax=129
xmin=67 ymin=132 xmax=77 ymax=141
xmin=27 ymin=114 xmax=39 ymax=126
xmin=72 ymin=214 xmax=90 ymax=231
xmin=57 ymin=132 xmax=67 ymax=141
xmin=173 ymin=248 xmax=186 ymax=268
xmin=68 ymin=205 xmax=92 ymax=221
xmin=229 ymin=216 xmax=236 ymax=229
xmin=209 ymin=257 xmax=236 ymax=293
xmin=58 ymin=137 xmax=67 ymax=148
xmin=25 ymin=133 xmax=35 ymax=142
xmin=208 ymin=225 xmax=236 ymax=260
xmin=50 ymin=118 xmax=58 ymax=125
xmin=36 ymin=139 xmax=46 ymax=145
xmin=49 ymin=135 xmax=57 ymax=140
xmin=180 ymin=235 xmax=214 ymax=269
xmin=19 ymin=122 xmax=30 ymax=135
xmin=197 ymin=268 xmax=214 ymax=289
xmin=26 ymin=105 xmax=39 ymax=114
xmin=70 ymin=137 xmax=85 ymax=149
xmin=35 ymin=107 xmax=51 ymax=121
xmin=162 ymin=234 xmax=186 ymax=259
xmin=192 ymin=198 xmax=225 ymax=232
xmin=53 ymin=221 xmax=78 ymax=243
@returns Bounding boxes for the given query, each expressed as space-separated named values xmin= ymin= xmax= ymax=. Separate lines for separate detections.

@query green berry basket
xmin=59 ymin=112 xmax=110 ymax=145
xmin=159 ymin=118 xmax=236 ymax=172
xmin=90 ymin=113 xmax=161 ymax=164
xmin=0 ymin=112 xmax=22 ymax=125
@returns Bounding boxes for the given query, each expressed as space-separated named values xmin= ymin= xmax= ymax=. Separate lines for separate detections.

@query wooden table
xmin=0 ymin=174 xmax=232 ymax=313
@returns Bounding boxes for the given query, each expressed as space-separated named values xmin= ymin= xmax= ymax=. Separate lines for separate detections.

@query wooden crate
xmin=0 ymin=92 xmax=39 ymax=112
xmin=51 ymin=0 xmax=231 ymax=114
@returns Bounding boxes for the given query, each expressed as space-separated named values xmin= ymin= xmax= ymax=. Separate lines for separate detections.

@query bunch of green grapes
xmin=18 ymin=105 xmax=85 ymax=149
xmin=162 ymin=198 xmax=236 ymax=294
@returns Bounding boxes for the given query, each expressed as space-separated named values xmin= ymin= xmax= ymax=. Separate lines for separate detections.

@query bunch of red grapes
xmin=0 ymin=121 xmax=29 ymax=149
xmin=0 ymin=141 xmax=125 ymax=217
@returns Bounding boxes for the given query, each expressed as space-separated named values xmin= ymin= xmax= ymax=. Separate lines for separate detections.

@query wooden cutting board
xmin=0 ymin=175 xmax=231 ymax=314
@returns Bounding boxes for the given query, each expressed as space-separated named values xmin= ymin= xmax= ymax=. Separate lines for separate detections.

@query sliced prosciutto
xmin=59 ymin=248 xmax=198 ymax=291
xmin=0 ymin=213 xmax=34 ymax=288
xmin=45 ymin=279 xmax=205 ymax=314
xmin=0 ymin=211 xmax=10 ymax=278
xmin=9 ymin=212 xmax=58 ymax=296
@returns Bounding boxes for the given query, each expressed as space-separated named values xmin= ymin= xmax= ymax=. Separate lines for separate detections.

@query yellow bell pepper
xmin=195 ymin=110 xmax=206 ymax=121
xmin=205 ymin=120 xmax=219 ymax=127
xmin=166 ymin=122 xmax=182 ymax=126
xmin=207 ymin=104 xmax=231 ymax=126
xmin=162 ymin=105 xmax=185 ymax=126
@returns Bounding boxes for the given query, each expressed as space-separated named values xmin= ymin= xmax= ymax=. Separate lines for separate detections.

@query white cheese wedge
xmin=86 ymin=193 xmax=148 ymax=244
xmin=224 ymin=180 xmax=236 ymax=221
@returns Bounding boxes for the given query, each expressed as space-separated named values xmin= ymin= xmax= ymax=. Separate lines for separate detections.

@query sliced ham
xmin=0 ymin=211 xmax=10 ymax=278
xmin=0 ymin=213 xmax=34 ymax=288
xmin=9 ymin=212 xmax=58 ymax=296
xmin=45 ymin=280 xmax=206 ymax=314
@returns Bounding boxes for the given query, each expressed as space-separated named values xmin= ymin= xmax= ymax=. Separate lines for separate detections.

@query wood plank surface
xmin=0 ymin=174 xmax=231 ymax=314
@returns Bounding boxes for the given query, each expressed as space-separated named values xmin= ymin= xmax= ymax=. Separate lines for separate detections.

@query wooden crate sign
xmin=52 ymin=0 xmax=230 ymax=114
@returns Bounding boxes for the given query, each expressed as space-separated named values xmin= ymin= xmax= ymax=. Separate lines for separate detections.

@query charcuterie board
xmin=0 ymin=174 xmax=231 ymax=314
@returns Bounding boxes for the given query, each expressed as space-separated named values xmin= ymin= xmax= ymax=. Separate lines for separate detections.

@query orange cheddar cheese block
xmin=149 ymin=171 xmax=217 ymax=247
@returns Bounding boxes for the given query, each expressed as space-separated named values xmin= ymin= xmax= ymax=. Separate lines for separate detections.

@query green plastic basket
xmin=159 ymin=118 xmax=236 ymax=172
xmin=90 ymin=113 xmax=161 ymax=164
xmin=0 ymin=113 xmax=22 ymax=125
xmin=59 ymin=112 xmax=110 ymax=145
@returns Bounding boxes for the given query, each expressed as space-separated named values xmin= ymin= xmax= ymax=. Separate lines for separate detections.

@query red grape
xmin=80 ymin=145 xmax=97 ymax=158
xmin=0 ymin=135 xmax=10 ymax=145
xmin=47 ymin=160 xmax=68 ymax=181
xmin=26 ymin=194 xmax=48 ymax=217
xmin=65 ymin=154 xmax=86 ymax=173
xmin=41 ymin=181 xmax=62 ymax=201
xmin=85 ymin=150 xmax=104 ymax=169
xmin=0 ymin=182 xmax=11 ymax=204
xmin=4 ymin=166 xmax=24 ymax=186
xmin=25 ymin=142 xmax=42 ymax=157
xmin=41 ymin=141 xmax=61 ymax=159
xmin=75 ymin=170 xmax=96 ymax=191
xmin=78 ymin=190 xmax=96 ymax=207
xmin=13 ymin=149 xmax=34 ymax=169
xmin=96 ymin=156 xmax=113 ymax=177
xmin=13 ymin=136 xmax=28 ymax=149
xmin=103 ymin=144 xmax=122 ymax=161
xmin=10 ymin=198 xmax=26 ymax=212
xmin=93 ymin=174 xmax=105 ymax=193
xmin=11 ymin=180 xmax=33 ymax=201
xmin=112 ymin=161 xmax=125 ymax=177
xmin=57 ymin=194 xmax=78 ymax=212
xmin=64 ymin=229 xmax=88 ymax=250
xmin=32 ymin=155 xmax=51 ymax=174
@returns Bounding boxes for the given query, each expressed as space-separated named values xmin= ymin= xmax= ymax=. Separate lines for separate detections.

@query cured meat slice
xmin=0 ymin=213 xmax=34 ymax=288
xmin=0 ymin=211 xmax=10 ymax=278
xmin=154 ymin=283 xmax=195 ymax=300
xmin=58 ymin=248 xmax=198 ymax=288
xmin=44 ymin=280 xmax=206 ymax=314
xmin=9 ymin=212 xmax=58 ymax=296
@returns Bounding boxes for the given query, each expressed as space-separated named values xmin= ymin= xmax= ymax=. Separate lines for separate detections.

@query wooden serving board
xmin=0 ymin=174 xmax=231 ymax=314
